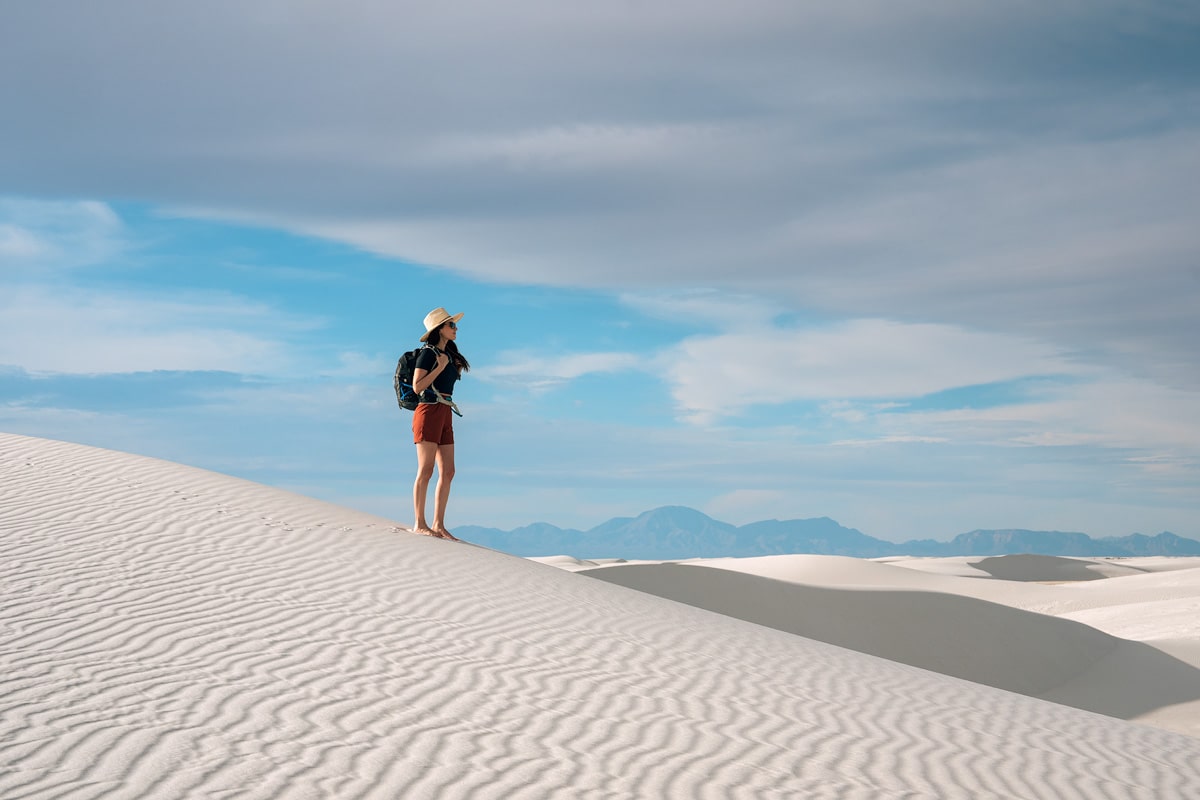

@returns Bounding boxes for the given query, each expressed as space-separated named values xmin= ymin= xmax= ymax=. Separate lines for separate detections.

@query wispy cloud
xmin=0 ymin=199 xmax=324 ymax=376
xmin=0 ymin=285 xmax=296 ymax=375
xmin=479 ymin=351 xmax=641 ymax=394
xmin=663 ymin=318 xmax=1082 ymax=423
xmin=424 ymin=123 xmax=721 ymax=172
xmin=883 ymin=375 xmax=1200 ymax=455
xmin=0 ymin=197 xmax=126 ymax=269
xmin=619 ymin=289 xmax=790 ymax=331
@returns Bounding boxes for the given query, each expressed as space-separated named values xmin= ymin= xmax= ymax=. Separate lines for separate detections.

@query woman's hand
xmin=412 ymin=352 xmax=450 ymax=394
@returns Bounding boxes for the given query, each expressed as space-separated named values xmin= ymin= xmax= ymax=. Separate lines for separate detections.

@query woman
xmin=411 ymin=307 xmax=470 ymax=540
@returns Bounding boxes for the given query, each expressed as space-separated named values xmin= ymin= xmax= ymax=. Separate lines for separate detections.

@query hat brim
xmin=419 ymin=312 xmax=464 ymax=341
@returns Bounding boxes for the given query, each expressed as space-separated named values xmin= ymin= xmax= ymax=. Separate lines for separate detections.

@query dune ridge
xmin=2 ymin=432 xmax=1199 ymax=798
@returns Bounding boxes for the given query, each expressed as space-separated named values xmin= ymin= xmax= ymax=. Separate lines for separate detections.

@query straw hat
xmin=419 ymin=307 xmax=464 ymax=342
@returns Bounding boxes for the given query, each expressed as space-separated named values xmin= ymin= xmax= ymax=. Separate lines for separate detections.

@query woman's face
xmin=441 ymin=320 xmax=458 ymax=342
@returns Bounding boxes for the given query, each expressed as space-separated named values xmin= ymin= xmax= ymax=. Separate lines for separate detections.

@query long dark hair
xmin=429 ymin=325 xmax=470 ymax=372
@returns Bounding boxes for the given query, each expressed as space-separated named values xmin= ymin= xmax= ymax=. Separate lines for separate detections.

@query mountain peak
xmin=638 ymin=505 xmax=722 ymax=522
xmin=629 ymin=506 xmax=735 ymax=533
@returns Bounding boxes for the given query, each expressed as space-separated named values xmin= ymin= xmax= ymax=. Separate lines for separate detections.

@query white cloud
xmin=425 ymin=123 xmax=722 ymax=172
xmin=5 ymin=2 xmax=1195 ymax=390
xmin=0 ymin=200 xmax=355 ymax=379
xmin=0 ymin=197 xmax=125 ymax=269
xmin=832 ymin=435 xmax=949 ymax=447
xmin=0 ymin=224 xmax=48 ymax=261
xmin=659 ymin=315 xmax=1200 ymax=477
xmin=0 ymin=285 xmax=302 ymax=375
xmin=319 ymin=351 xmax=393 ymax=380
xmin=879 ymin=375 xmax=1200 ymax=457
xmin=664 ymin=318 xmax=1080 ymax=423
xmin=479 ymin=351 xmax=641 ymax=394
xmin=619 ymin=288 xmax=789 ymax=331
xmin=157 ymin=90 xmax=1198 ymax=398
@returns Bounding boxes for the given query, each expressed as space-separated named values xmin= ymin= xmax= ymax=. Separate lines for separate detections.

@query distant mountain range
xmin=458 ymin=506 xmax=1200 ymax=560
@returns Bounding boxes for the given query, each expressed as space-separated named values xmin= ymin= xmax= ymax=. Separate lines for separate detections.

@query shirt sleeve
xmin=414 ymin=347 xmax=438 ymax=372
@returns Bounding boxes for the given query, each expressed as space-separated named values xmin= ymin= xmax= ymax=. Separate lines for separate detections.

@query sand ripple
xmin=2 ymin=433 xmax=1199 ymax=798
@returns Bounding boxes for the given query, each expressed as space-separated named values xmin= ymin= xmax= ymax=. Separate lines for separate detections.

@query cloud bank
xmin=3 ymin=1 xmax=1197 ymax=388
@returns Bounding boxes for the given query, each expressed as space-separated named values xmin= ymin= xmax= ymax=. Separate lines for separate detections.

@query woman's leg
xmin=432 ymin=444 xmax=458 ymax=540
xmin=413 ymin=441 xmax=439 ymax=534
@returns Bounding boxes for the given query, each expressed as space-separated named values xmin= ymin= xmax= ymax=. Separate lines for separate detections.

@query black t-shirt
xmin=415 ymin=346 xmax=461 ymax=398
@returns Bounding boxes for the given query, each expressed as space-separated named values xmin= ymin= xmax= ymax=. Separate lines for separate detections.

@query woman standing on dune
xmin=411 ymin=307 xmax=470 ymax=541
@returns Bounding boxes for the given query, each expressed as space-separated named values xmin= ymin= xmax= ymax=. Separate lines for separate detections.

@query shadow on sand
xmin=583 ymin=563 xmax=1200 ymax=722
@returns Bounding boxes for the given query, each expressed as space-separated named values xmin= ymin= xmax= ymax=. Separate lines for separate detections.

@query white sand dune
xmin=1019 ymin=565 xmax=1200 ymax=619
xmin=638 ymin=552 xmax=1200 ymax=626
xmin=879 ymin=554 xmax=1159 ymax=581
xmin=639 ymin=553 xmax=1069 ymax=608
xmin=581 ymin=563 xmax=1123 ymax=696
xmin=870 ymin=554 xmax=1200 ymax=639
xmin=579 ymin=554 xmax=1200 ymax=738
xmin=1061 ymin=595 xmax=1200 ymax=641
xmin=3 ymin=433 xmax=1200 ymax=799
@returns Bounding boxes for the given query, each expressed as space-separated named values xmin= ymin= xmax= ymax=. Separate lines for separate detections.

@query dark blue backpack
xmin=394 ymin=345 xmax=434 ymax=411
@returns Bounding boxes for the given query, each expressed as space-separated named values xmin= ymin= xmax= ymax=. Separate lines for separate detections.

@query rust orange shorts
xmin=413 ymin=402 xmax=455 ymax=445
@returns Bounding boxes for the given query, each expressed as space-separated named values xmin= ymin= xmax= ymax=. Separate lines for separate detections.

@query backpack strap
xmin=432 ymin=389 xmax=463 ymax=417
xmin=420 ymin=346 xmax=463 ymax=416
xmin=412 ymin=344 xmax=448 ymax=402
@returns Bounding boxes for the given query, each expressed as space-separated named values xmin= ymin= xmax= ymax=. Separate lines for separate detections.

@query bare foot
xmin=413 ymin=525 xmax=440 ymax=537
xmin=433 ymin=528 xmax=462 ymax=542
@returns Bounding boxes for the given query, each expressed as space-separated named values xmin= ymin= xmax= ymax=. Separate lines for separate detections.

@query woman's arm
xmin=412 ymin=352 xmax=449 ymax=394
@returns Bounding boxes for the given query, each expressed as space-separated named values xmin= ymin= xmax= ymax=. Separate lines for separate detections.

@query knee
xmin=439 ymin=464 xmax=456 ymax=482
xmin=416 ymin=464 xmax=436 ymax=482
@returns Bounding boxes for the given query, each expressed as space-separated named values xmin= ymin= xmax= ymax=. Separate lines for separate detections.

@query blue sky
xmin=2 ymin=2 xmax=1199 ymax=541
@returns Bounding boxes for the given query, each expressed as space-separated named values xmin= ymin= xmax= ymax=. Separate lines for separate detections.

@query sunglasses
xmin=445 ymin=321 xmax=457 ymax=330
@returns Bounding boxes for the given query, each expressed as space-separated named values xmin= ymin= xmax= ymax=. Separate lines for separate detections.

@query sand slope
xmin=578 ymin=553 xmax=1200 ymax=737
xmin=2 ymin=433 xmax=1199 ymax=798
xmin=581 ymin=563 xmax=1200 ymax=726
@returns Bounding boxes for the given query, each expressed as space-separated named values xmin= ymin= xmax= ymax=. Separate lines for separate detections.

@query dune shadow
xmin=973 ymin=554 xmax=1121 ymax=582
xmin=582 ymin=563 xmax=1200 ymax=721
xmin=1037 ymin=640 xmax=1200 ymax=722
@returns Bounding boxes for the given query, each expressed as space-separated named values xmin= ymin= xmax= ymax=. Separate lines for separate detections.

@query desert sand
xmin=3 ymin=432 xmax=1198 ymax=798
xmin=574 ymin=553 xmax=1200 ymax=738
